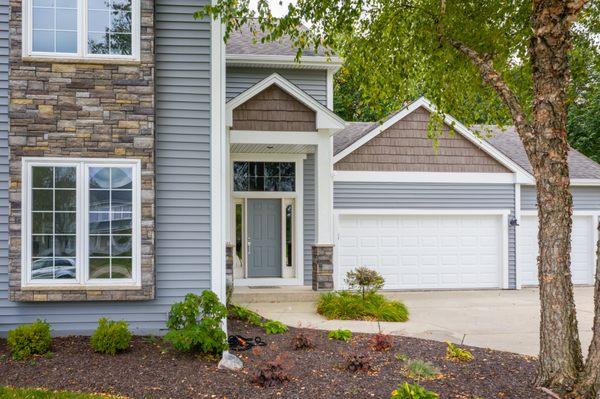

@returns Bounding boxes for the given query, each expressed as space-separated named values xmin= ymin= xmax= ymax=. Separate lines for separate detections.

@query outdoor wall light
xmin=509 ymin=215 xmax=519 ymax=227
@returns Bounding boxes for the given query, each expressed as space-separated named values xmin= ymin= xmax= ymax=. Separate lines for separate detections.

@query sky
xmin=248 ymin=0 xmax=296 ymax=17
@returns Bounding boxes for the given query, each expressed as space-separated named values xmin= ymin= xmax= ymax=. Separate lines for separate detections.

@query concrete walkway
xmin=237 ymin=287 xmax=595 ymax=356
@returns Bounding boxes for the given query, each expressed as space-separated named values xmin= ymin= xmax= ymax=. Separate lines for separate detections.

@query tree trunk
xmin=528 ymin=0 xmax=584 ymax=391
xmin=572 ymin=221 xmax=600 ymax=398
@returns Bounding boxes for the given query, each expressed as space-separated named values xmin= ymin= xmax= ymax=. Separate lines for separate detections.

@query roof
xmin=473 ymin=125 xmax=600 ymax=180
xmin=226 ymin=20 xmax=326 ymax=57
xmin=333 ymin=121 xmax=378 ymax=155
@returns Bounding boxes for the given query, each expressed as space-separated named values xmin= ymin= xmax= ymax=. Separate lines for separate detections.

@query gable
xmin=232 ymin=84 xmax=317 ymax=131
xmin=334 ymin=107 xmax=511 ymax=173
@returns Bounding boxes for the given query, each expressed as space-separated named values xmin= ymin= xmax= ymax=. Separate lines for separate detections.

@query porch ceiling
xmin=230 ymin=143 xmax=316 ymax=154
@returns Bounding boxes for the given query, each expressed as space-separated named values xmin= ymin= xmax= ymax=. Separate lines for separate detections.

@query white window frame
xmin=21 ymin=157 xmax=142 ymax=288
xmin=22 ymin=0 xmax=141 ymax=61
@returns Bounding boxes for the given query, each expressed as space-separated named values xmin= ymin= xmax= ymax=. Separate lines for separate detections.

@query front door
xmin=247 ymin=199 xmax=282 ymax=277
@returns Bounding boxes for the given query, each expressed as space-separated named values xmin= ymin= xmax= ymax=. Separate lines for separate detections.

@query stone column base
xmin=312 ymin=244 xmax=334 ymax=291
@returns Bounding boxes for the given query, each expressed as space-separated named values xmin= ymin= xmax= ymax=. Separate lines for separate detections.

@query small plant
xmin=344 ymin=353 xmax=371 ymax=372
xmin=251 ymin=357 xmax=290 ymax=387
xmin=164 ymin=291 xmax=228 ymax=355
xmin=370 ymin=333 xmax=393 ymax=351
xmin=445 ymin=341 xmax=474 ymax=362
xmin=317 ymin=291 xmax=409 ymax=322
xmin=328 ymin=329 xmax=352 ymax=341
xmin=264 ymin=320 xmax=288 ymax=334
xmin=291 ymin=332 xmax=313 ymax=350
xmin=403 ymin=358 xmax=441 ymax=380
xmin=7 ymin=320 xmax=52 ymax=360
xmin=90 ymin=318 xmax=132 ymax=355
xmin=345 ymin=267 xmax=385 ymax=298
xmin=229 ymin=304 xmax=264 ymax=327
xmin=390 ymin=382 xmax=439 ymax=399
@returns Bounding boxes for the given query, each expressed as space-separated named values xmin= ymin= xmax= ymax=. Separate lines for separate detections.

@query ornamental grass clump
xmin=317 ymin=268 xmax=409 ymax=322
xmin=164 ymin=291 xmax=228 ymax=355
xmin=90 ymin=318 xmax=132 ymax=355
xmin=7 ymin=319 xmax=52 ymax=360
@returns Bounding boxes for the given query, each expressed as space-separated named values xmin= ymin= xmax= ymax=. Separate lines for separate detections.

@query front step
xmin=231 ymin=286 xmax=320 ymax=304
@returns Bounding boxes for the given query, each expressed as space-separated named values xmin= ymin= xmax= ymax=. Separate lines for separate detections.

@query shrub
xmin=317 ymin=291 xmax=409 ymax=322
xmin=390 ymin=382 xmax=439 ymax=399
xmin=164 ymin=291 xmax=228 ymax=355
xmin=90 ymin=318 xmax=132 ymax=355
xmin=251 ymin=357 xmax=290 ymax=387
xmin=370 ymin=333 xmax=393 ymax=351
xmin=263 ymin=320 xmax=288 ymax=334
xmin=291 ymin=332 xmax=313 ymax=350
xmin=344 ymin=353 xmax=371 ymax=372
xmin=445 ymin=341 xmax=474 ymax=362
xmin=345 ymin=267 xmax=385 ymax=298
xmin=228 ymin=305 xmax=264 ymax=327
xmin=7 ymin=320 xmax=52 ymax=360
xmin=403 ymin=358 xmax=440 ymax=380
xmin=328 ymin=329 xmax=352 ymax=341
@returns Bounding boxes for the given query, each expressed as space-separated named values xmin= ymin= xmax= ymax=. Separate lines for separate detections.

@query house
xmin=0 ymin=1 xmax=598 ymax=335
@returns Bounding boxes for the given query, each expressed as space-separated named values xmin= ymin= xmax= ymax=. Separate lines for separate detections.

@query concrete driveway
xmin=239 ymin=287 xmax=594 ymax=356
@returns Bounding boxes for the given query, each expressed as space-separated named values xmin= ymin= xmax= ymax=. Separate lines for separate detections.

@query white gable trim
xmin=226 ymin=73 xmax=346 ymax=131
xmin=333 ymin=97 xmax=535 ymax=184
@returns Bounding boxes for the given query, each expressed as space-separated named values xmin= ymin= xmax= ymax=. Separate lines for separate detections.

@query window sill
xmin=22 ymin=55 xmax=141 ymax=66
xmin=21 ymin=284 xmax=142 ymax=291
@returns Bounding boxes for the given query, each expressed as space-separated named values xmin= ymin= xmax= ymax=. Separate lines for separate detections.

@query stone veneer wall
xmin=8 ymin=0 xmax=155 ymax=301
xmin=312 ymin=244 xmax=333 ymax=291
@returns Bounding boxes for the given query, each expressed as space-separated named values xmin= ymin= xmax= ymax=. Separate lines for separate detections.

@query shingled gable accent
xmin=335 ymin=106 xmax=511 ymax=173
xmin=232 ymin=84 xmax=317 ymax=131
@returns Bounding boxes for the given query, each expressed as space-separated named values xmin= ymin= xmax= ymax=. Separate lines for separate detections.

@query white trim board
xmin=226 ymin=54 xmax=342 ymax=71
xmin=230 ymin=130 xmax=322 ymax=146
xmin=225 ymin=73 xmax=346 ymax=131
xmin=332 ymin=97 xmax=535 ymax=184
xmin=333 ymin=171 xmax=517 ymax=184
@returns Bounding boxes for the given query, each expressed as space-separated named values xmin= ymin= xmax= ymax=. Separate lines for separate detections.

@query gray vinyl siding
xmin=227 ymin=67 xmax=328 ymax=106
xmin=303 ymin=154 xmax=316 ymax=285
xmin=521 ymin=185 xmax=600 ymax=211
xmin=0 ymin=0 xmax=8 ymax=327
xmin=334 ymin=182 xmax=517 ymax=289
xmin=0 ymin=1 xmax=213 ymax=335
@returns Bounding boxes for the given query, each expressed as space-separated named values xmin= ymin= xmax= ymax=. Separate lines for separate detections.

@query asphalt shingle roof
xmin=226 ymin=21 xmax=326 ymax=57
xmin=333 ymin=121 xmax=379 ymax=156
xmin=473 ymin=125 xmax=600 ymax=179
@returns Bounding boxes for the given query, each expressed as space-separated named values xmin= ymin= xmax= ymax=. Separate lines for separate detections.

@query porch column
xmin=315 ymin=131 xmax=334 ymax=244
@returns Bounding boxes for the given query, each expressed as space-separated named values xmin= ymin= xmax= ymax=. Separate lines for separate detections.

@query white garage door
xmin=336 ymin=213 xmax=504 ymax=290
xmin=518 ymin=215 xmax=596 ymax=286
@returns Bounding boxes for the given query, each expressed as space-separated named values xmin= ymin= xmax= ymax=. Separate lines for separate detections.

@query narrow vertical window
xmin=235 ymin=203 xmax=244 ymax=265
xmin=285 ymin=204 xmax=293 ymax=267
xmin=88 ymin=166 xmax=133 ymax=279
xmin=31 ymin=166 xmax=77 ymax=280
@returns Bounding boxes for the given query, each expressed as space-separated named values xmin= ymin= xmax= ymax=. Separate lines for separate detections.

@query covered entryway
xmin=335 ymin=211 xmax=508 ymax=290
xmin=518 ymin=214 xmax=598 ymax=286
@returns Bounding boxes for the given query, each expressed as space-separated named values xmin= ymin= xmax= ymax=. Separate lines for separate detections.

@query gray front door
xmin=247 ymin=199 xmax=282 ymax=278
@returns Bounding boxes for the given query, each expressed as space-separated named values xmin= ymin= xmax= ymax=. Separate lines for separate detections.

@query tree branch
xmin=441 ymin=35 xmax=535 ymax=147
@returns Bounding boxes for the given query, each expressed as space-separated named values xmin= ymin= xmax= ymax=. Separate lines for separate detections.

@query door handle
xmin=247 ymin=238 xmax=252 ymax=255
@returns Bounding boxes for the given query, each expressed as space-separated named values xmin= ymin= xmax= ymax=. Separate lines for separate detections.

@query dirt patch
xmin=0 ymin=319 xmax=546 ymax=398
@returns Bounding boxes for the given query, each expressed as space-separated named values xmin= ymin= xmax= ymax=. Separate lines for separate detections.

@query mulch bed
xmin=0 ymin=319 xmax=547 ymax=399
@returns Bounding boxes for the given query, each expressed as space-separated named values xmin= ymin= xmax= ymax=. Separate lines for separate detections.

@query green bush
xmin=263 ymin=320 xmax=288 ymax=334
xmin=164 ymin=291 xmax=228 ymax=355
xmin=7 ymin=319 xmax=52 ymax=360
xmin=328 ymin=329 xmax=352 ymax=341
xmin=90 ymin=318 xmax=132 ymax=355
xmin=390 ymin=382 xmax=439 ymax=399
xmin=445 ymin=341 xmax=474 ymax=362
xmin=228 ymin=304 xmax=264 ymax=326
xmin=345 ymin=267 xmax=385 ymax=298
xmin=317 ymin=291 xmax=408 ymax=322
xmin=403 ymin=358 xmax=440 ymax=380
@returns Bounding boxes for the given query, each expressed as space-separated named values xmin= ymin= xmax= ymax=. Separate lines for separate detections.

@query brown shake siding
xmin=8 ymin=0 xmax=155 ymax=301
xmin=335 ymin=107 xmax=511 ymax=173
xmin=232 ymin=84 xmax=316 ymax=131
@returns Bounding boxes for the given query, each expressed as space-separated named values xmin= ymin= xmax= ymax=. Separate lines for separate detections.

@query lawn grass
xmin=317 ymin=291 xmax=409 ymax=322
xmin=0 ymin=386 xmax=123 ymax=399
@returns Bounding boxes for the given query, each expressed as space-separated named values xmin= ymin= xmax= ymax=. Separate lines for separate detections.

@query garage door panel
xmin=337 ymin=214 xmax=503 ymax=290
xmin=518 ymin=215 xmax=596 ymax=286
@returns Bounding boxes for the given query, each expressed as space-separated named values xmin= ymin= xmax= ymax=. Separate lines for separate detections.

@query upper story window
xmin=23 ymin=0 xmax=140 ymax=60
xmin=22 ymin=158 xmax=141 ymax=287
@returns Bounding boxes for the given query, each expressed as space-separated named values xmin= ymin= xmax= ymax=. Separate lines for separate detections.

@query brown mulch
xmin=0 ymin=319 xmax=547 ymax=399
